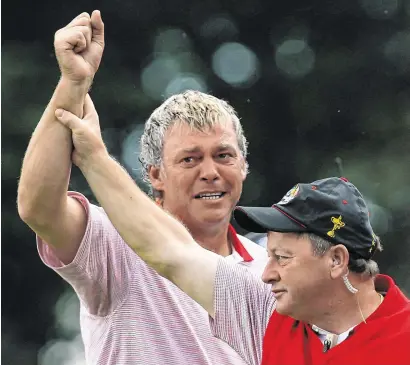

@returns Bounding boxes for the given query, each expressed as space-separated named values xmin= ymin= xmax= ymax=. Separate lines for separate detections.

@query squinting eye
xmin=275 ymin=254 xmax=290 ymax=261
xmin=218 ymin=153 xmax=232 ymax=159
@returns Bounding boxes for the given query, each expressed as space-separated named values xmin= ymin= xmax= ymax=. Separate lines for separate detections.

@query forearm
xmin=80 ymin=152 xmax=217 ymax=314
xmin=80 ymin=152 xmax=196 ymax=275
xmin=18 ymin=77 xmax=91 ymax=223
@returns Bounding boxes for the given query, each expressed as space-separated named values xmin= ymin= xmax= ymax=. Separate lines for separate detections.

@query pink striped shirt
xmin=37 ymin=192 xmax=268 ymax=365
xmin=210 ymin=259 xmax=276 ymax=365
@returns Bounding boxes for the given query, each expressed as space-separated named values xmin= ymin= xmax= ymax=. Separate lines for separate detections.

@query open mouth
xmin=194 ymin=192 xmax=226 ymax=200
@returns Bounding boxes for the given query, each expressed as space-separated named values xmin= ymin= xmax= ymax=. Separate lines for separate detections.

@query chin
xmin=275 ymin=306 xmax=287 ymax=316
xmin=275 ymin=301 xmax=293 ymax=317
xmin=202 ymin=214 xmax=229 ymax=225
xmin=199 ymin=210 xmax=231 ymax=225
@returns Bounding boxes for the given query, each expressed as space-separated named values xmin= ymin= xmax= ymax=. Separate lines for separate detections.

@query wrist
xmin=53 ymin=77 xmax=94 ymax=116
xmin=78 ymin=148 xmax=111 ymax=176
xmin=59 ymin=75 xmax=93 ymax=91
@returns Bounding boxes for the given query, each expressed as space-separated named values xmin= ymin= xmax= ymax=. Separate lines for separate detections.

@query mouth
xmin=194 ymin=192 xmax=227 ymax=200
xmin=271 ymin=290 xmax=286 ymax=298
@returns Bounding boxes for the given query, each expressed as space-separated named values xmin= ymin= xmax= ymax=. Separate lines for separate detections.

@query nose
xmin=261 ymin=258 xmax=280 ymax=284
xmin=199 ymin=158 xmax=219 ymax=182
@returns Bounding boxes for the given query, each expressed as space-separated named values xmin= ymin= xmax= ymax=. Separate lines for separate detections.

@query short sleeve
xmin=37 ymin=191 xmax=134 ymax=317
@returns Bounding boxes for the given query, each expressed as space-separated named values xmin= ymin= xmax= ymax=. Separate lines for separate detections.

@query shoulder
xmin=237 ymin=234 xmax=268 ymax=276
xmin=238 ymin=234 xmax=268 ymax=261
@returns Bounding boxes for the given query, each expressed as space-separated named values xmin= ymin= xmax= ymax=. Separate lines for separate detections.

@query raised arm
xmin=17 ymin=11 xmax=104 ymax=264
xmin=55 ymin=96 xmax=219 ymax=315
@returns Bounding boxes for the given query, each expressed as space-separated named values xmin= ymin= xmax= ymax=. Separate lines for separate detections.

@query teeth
xmin=198 ymin=192 xmax=223 ymax=199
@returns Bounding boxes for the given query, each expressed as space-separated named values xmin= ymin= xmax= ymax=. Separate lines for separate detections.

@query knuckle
xmin=74 ymin=30 xmax=83 ymax=38
xmin=73 ymin=26 xmax=88 ymax=38
xmin=55 ymin=29 xmax=75 ymax=44
xmin=77 ymin=18 xmax=91 ymax=27
xmin=54 ymin=30 xmax=63 ymax=43
xmin=72 ymin=30 xmax=85 ymax=43
xmin=83 ymin=28 xmax=91 ymax=38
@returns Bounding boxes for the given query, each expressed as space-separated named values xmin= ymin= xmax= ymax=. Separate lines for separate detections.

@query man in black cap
xmin=50 ymin=103 xmax=410 ymax=365
xmin=231 ymin=176 xmax=410 ymax=364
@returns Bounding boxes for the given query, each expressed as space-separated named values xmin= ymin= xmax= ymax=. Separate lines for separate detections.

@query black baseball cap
xmin=234 ymin=177 xmax=378 ymax=260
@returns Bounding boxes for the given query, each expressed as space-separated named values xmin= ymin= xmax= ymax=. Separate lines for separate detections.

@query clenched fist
xmin=54 ymin=11 xmax=105 ymax=83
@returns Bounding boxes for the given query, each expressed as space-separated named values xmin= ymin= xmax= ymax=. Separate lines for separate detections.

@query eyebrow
xmin=177 ymin=143 xmax=237 ymax=155
xmin=178 ymin=147 xmax=202 ymax=154
xmin=217 ymin=143 xmax=236 ymax=150
xmin=214 ymin=143 xmax=238 ymax=156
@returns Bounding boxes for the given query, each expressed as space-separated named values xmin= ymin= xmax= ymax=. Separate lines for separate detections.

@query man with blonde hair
xmin=18 ymin=10 xmax=267 ymax=365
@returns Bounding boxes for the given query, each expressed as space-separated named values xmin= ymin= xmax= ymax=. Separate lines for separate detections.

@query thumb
xmin=90 ymin=10 xmax=104 ymax=49
xmin=55 ymin=109 xmax=82 ymax=131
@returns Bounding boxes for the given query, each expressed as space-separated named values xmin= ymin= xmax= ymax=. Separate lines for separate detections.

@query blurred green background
xmin=2 ymin=0 xmax=410 ymax=364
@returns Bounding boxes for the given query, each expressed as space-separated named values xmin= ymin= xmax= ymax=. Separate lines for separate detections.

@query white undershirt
xmin=311 ymin=324 xmax=355 ymax=349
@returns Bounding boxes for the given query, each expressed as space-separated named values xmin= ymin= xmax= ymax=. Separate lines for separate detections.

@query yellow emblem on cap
xmin=327 ymin=216 xmax=345 ymax=238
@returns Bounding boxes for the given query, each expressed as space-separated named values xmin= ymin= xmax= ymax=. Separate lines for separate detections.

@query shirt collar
xmin=229 ymin=224 xmax=253 ymax=262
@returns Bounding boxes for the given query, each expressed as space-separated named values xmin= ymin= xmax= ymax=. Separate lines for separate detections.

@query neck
xmin=189 ymin=223 xmax=232 ymax=257
xmin=159 ymin=199 xmax=233 ymax=257
xmin=309 ymin=279 xmax=382 ymax=334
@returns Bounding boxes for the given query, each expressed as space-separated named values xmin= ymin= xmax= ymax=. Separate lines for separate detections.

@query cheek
xmin=287 ymin=264 xmax=328 ymax=297
xmin=164 ymin=171 xmax=194 ymax=193
xmin=225 ymin=167 xmax=244 ymax=189
xmin=284 ymin=264 xmax=314 ymax=289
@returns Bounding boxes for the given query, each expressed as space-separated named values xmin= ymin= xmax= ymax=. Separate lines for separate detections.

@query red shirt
xmin=262 ymin=275 xmax=410 ymax=365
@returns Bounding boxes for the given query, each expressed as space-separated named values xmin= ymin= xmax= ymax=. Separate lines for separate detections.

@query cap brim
xmin=234 ymin=206 xmax=307 ymax=233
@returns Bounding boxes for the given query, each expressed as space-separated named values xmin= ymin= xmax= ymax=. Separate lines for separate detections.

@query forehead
xmin=163 ymin=119 xmax=239 ymax=153
xmin=267 ymin=232 xmax=311 ymax=253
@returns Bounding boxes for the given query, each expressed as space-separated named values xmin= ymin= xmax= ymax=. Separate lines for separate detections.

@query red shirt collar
xmin=229 ymin=224 xmax=253 ymax=262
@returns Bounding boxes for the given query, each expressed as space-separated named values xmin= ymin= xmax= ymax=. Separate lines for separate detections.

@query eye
xmin=274 ymin=254 xmax=291 ymax=263
xmin=182 ymin=157 xmax=195 ymax=163
xmin=179 ymin=156 xmax=198 ymax=168
xmin=217 ymin=153 xmax=233 ymax=160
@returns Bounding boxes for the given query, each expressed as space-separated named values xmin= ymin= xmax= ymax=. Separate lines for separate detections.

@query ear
xmin=148 ymin=165 xmax=165 ymax=193
xmin=328 ymin=244 xmax=349 ymax=280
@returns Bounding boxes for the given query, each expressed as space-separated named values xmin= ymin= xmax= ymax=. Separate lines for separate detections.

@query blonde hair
xmin=139 ymin=90 xmax=249 ymax=195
